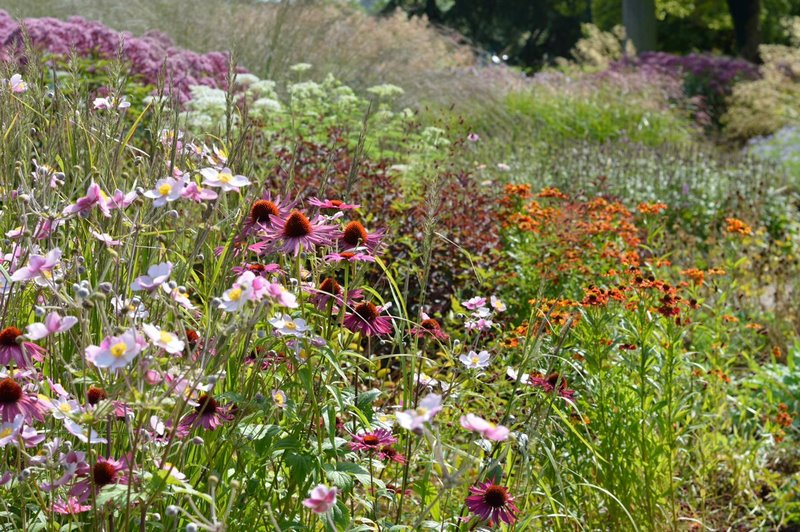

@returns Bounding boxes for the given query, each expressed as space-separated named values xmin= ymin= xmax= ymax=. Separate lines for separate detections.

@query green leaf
xmin=332 ymin=501 xmax=352 ymax=530
xmin=239 ymin=423 xmax=281 ymax=441
xmin=324 ymin=468 xmax=353 ymax=490
xmin=95 ymin=484 xmax=130 ymax=507
xmin=286 ymin=452 xmax=314 ymax=485
xmin=356 ymin=388 xmax=382 ymax=415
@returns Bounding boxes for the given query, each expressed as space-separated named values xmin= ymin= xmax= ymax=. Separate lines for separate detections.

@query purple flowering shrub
xmin=612 ymin=52 xmax=760 ymax=125
xmin=0 ymin=10 xmax=242 ymax=102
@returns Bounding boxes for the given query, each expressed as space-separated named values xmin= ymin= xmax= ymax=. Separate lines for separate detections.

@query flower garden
xmin=1 ymin=5 xmax=799 ymax=531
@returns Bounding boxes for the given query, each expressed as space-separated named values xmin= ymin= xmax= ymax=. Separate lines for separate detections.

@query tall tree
xmin=727 ymin=0 xmax=761 ymax=61
xmin=622 ymin=0 xmax=656 ymax=52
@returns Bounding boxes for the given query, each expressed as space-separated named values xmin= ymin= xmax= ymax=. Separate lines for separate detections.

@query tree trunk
xmin=622 ymin=0 xmax=656 ymax=53
xmin=727 ymin=0 xmax=761 ymax=62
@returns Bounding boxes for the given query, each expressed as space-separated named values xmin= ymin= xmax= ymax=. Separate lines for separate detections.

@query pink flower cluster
xmin=0 ymin=10 xmax=247 ymax=102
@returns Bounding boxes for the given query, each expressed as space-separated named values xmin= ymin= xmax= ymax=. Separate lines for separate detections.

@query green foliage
xmin=180 ymin=70 xmax=450 ymax=170
xmin=502 ymin=84 xmax=693 ymax=147
xmin=566 ymin=23 xmax=634 ymax=69
xmin=593 ymin=0 xmax=800 ymax=53
xmin=723 ymin=36 xmax=800 ymax=140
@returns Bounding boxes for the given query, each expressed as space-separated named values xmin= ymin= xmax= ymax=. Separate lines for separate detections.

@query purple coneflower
xmin=529 ymin=372 xmax=575 ymax=401
xmin=264 ymin=210 xmax=336 ymax=256
xmin=70 ymin=456 xmax=127 ymax=502
xmin=178 ymin=394 xmax=234 ymax=434
xmin=324 ymin=251 xmax=375 ymax=263
xmin=409 ymin=314 xmax=449 ymax=341
xmin=231 ymin=263 xmax=282 ymax=277
xmin=0 ymin=377 xmax=46 ymax=422
xmin=243 ymin=194 xmax=293 ymax=235
xmin=465 ymin=481 xmax=519 ymax=525
xmin=308 ymin=197 xmax=360 ymax=211
xmin=339 ymin=221 xmax=383 ymax=252
xmin=308 ymin=278 xmax=362 ymax=311
xmin=379 ymin=445 xmax=407 ymax=464
xmin=86 ymin=386 xmax=108 ymax=406
xmin=0 ymin=326 xmax=45 ymax=367
xmin=343 ymin=301 xmax=393 ymax=337
xmin=349 ymin=429 xmax=396 ymax=453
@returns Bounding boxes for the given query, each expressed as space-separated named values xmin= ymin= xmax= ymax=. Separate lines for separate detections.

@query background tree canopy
xmin=377 ymin=0 xmax=800 ymax=69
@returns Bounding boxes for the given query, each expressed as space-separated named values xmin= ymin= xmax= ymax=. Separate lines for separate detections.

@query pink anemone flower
xmin=52 ymin=497 xmax=93 ymax=515
xmin=460 ymin=414 xmax=510 ymax=441
xmin=9 ymin=248 xmax=62 ymax=285
xmin=303 ymin=484 xmax=338 ymax=514
xmin=25 ymin=312 xmax=78 ymax=341
xmin=62 ymin=182 xmax=111 ymax=217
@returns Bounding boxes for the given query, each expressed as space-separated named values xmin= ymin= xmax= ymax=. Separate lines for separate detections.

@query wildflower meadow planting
xmin=1 ymin=3 xmax=799 ymax=531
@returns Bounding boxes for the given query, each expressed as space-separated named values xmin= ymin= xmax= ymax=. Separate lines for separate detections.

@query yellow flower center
xmin=274 ymin=393 xmax=285 ymax=405
xmin=228 ymin=287 xmax=243 ymax=301
xmin=159 ymin=331 xmax=173 ymax=344
xmin=471 ymin=356 xmax=480 ymax=365
xmin=158 ymin=183 xmax=172 ymax=196
xmin=0 ymin=428 xmax=13 ymax=438
xmin=284 ymin=322 xmax=297 ymax=330
xmin=59 ymin=403 xmax=73 ymax=413
xmin=219 ymin=172 xmax=232 ymax=184
xmin=110 ymin=342 xmax=127 ymax=358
